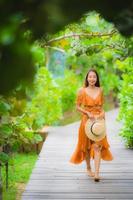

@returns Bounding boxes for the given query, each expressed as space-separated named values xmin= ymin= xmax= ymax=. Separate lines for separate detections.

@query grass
xmin=2 ymin=152 xmax=38 ymax=200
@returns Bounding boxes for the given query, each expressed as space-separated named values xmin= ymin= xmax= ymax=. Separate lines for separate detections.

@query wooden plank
xmin=22 ymin=193 xmax=133 ymax=200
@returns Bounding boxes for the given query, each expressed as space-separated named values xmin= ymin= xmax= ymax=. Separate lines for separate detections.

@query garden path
xmin=22 ymin=108 xmax=133 ymax=200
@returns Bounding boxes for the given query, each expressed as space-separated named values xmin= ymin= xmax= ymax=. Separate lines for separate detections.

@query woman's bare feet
xmin=94 ymin=172 xmax=101 ymax=181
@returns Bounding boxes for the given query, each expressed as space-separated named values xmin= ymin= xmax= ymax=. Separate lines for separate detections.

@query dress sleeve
xmin=76 ymin=87 xmax=84 ymax=106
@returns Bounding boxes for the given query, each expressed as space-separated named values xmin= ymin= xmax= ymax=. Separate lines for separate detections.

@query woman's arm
xmin=76 ymin=104 xmax=95 ymax=120
xmin=76 ymin=104 xmax=88 ymax=115
xmin=76 ymin=88 xmax=89 ymax=115
xmin=76 ymin=87 xmax=95 ymax=120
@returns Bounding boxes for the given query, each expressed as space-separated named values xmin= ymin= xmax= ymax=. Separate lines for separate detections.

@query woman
xmin=69 ymin=68 xmax=113 ymax=182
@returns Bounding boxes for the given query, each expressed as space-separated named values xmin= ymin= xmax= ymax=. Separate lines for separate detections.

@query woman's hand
xmin=94 ymin=112 xmax=105 ymax=120
xmin=86 ymin=112 xmax=95 ymax=121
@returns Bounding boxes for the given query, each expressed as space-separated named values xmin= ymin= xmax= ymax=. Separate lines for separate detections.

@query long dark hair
xmin=84 ymin=68 xmax=100 ymax=87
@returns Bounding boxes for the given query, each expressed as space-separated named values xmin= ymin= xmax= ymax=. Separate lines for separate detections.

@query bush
xmin=116 ymin=57 xmax=133 ymax=148
xmin=56 ymin=69 xmax=82 ymax=112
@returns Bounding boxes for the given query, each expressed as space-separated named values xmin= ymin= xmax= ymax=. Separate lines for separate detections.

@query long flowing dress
xmin=69 ymin=86 xmax=114 ymax=164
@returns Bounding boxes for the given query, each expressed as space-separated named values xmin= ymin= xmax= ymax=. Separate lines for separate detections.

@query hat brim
xmin=85 ymin=118 xmax=106 ymax=142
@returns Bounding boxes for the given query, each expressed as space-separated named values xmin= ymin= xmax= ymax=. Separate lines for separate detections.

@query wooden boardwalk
xmin=22 ymin=108 xmax=133 ymax=200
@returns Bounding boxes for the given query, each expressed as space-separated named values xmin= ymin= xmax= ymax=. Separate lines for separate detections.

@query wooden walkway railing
xmin=22 ymin=108 xmax=133 ymax=200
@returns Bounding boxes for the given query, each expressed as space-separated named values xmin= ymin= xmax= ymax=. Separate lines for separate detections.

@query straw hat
xmin=85 ymin=118 xmax=106 ymax=142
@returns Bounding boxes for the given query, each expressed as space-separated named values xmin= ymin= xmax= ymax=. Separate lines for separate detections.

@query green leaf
xmin=0 ymin=152 xmax=9 ymax=164
xmin=0 ymin=124 xmax=13 ymax=136
xmin=0 ymin=101 xmax=11 ymax=114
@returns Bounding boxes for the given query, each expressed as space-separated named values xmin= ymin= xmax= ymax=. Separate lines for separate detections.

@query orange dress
xmin=69 ymin=86 xmax=114 ymax=164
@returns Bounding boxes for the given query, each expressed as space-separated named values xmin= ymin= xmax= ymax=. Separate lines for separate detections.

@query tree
xmin=0 ymin=0 xmax=132 ymax=94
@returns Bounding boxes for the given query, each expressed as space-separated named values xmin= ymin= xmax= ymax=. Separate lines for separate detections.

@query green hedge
xmin=116 ymin=57 xmax=133 ymax=148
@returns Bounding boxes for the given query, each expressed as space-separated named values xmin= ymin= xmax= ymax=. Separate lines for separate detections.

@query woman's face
xmin=87 ymin=71 xmax=97 ymax=86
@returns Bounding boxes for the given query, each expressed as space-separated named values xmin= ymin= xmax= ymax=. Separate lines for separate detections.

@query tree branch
xmin=45 ymin=30 xmax=117 ymax=45
xmin=44 ymin=46 xmax=65 ymax=53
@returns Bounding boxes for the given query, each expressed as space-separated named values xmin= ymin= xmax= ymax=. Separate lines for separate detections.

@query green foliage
xmin=46 ymin=12 xmax=124 ymax=100
xmin=56 ymin=69 xmax=81 ymax=112
xmin=116 ymin=57 xmax=133 ymax=148
xmin=2 ymin=152 xmax=37 ymax=200
xmin=84 ymin=12 xmax=114 ymax=32
xmin=0 ymin=43 xmax=63 ymax=166
xmin=0 ymin=13 xmax=35 ymax=94
xmin=0 ymin=94 xmax=44 ymax=164
xmin=26 ymin=66 xmax=63 ymax=127
xmin=32 ymin=44 xmax=45 ymax=66
xmin=0 ymin=101 xmax=11 ymax=113
xmin=0 ymin=152 xmax=9 ymax=164
xmin=0 ymin=97 xmax=13 ymax=149
xmin=0 ymin=0 xmax=132 ymax=94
